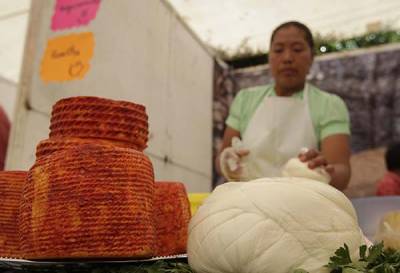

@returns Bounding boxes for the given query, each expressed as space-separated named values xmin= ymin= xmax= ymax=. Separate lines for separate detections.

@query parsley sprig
xmin=295 ymin=243 xmax=400 ymax=273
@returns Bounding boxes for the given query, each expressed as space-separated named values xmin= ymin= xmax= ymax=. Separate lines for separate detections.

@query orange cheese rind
xmin=20 ymin=143 xmax=155 ymax=259
xmin=0 ymin=171 xmax=27 ymax=259
xmin=154 ymin=181 xmax=191 ymax=256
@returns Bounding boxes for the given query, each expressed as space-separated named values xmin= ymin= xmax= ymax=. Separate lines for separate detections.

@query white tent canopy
xmin=1 ymin=0 xmax=400 ymax=83
xmin=169 ymin=0 xmax=400 ymax=56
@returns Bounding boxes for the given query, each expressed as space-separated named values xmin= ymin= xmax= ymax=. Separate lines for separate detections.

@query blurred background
xmin=0 ymin=0 xmax=400 ymax=196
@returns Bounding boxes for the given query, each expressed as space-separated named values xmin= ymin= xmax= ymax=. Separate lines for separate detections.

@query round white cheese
xmin=188 ymin=179 xmax=365 ymax=273
xmin=282 ymin=157 xmax=331 ymax=184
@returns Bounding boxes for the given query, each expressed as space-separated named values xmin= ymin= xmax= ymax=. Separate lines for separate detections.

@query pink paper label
xmin=51 ymin=0 xmax=101 ymax=31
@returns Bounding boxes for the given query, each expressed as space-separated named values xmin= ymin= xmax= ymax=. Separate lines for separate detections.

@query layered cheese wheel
xmin=154 ymin=181 xmax=191 ymax=256
xmin=36 ymin=137 xmax=137 ymax=160
xmin=49 ymin=96 xmax=149 ymax=151
xmin=0 ymin=171 xmax=27 ymax=258
xmin=19 ymin=143 xmax=155 ymax=259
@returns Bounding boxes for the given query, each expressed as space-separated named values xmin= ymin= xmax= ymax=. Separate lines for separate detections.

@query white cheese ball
xmin=282 ymin=157 xmax=331 ymax=184
xmin=188 ymin=178 xmax=365 ymax=273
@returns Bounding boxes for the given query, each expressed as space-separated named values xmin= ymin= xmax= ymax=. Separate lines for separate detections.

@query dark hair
xmin=385 ymin=142 xmax=400 ymax=171
xmin=270 ymin=21 xmax=315 ymax=55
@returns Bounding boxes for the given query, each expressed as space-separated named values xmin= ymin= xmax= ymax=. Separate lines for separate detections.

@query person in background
xmin=215 ymin=21 xmax=351 ymax=191
xmin=0 ymin=105 xmax=10 ymax=170
xmin=376 ymin=142 xmax=400 ymax=196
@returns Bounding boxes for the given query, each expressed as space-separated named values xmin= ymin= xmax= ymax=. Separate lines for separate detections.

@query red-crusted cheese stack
xmin=154 ymin=181 xmax=191 ymax=256
xmin=19 ymin=96 xmax=193 ymax=260
xmin=48 ymin=96 xmax=148 ymax=152
xmin=0 ymin=171 xmax=27 ymax=258
xmin=20 ymin=143 xmax=155 ymax=259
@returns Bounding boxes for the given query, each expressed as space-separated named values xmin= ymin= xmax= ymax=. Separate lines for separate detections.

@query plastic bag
xmin=374 ymin=210 xmax=400 ymax=250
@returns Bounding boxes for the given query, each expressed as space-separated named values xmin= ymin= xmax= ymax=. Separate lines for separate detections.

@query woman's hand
xmin=297 ymin=134 xmax=351 ymax=191
xmin=298 ymin=148 xmax=335 ymax=176
xmin=219 ymin=146 xmax=249 ymax=181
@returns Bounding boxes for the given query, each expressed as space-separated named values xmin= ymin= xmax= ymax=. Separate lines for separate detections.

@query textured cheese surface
xmin=188 ymin=178 xmax=364 ymax=273
xmin=49 ymin=96 xmax=149 ymax=151
xmin=282 ymin=158 xmax=331 ymax=184
xmin=154 ymin=181 xmax=191 ymax=256
xmin=20 ymin=143 xmax=155 ymax=259
xmin=0 ymin=171 xmax=27 ymax=258
xmin=36 ymin=137 xmax=137 ymax=160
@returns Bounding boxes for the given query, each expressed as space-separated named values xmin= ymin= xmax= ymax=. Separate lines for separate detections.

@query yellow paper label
xmin=40 ymin=32 xmax=94 ymax=82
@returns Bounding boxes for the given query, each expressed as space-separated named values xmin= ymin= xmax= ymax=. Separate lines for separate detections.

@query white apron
xmin=241 ymin=84 xmax=318 ymax=180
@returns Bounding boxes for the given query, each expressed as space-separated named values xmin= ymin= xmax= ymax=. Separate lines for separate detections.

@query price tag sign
xmin=40 ymin=32 xmax=94 ymax=82
xmin=51 ymin=0 xmax=101 ymax=31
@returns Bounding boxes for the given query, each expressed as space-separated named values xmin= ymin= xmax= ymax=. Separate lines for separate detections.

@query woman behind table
xmin=216 ymin=21 xmax=351 ymax=190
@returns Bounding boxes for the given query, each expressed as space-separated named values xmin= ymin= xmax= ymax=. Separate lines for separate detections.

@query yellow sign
xmin=41 ymin=32 xmax=94 ymax=82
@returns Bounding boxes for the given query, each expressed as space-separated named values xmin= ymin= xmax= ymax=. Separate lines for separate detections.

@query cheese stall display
xmin=0 ymin=96 xmax=397 ymax=272
xmin=0 ymin=94 xmax=397 ymax=271
xmin=0 ymin=96 xmax=192 ymax=262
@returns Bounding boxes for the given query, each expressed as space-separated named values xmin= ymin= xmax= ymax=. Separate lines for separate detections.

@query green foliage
xmin=295 ymin=242 xmax=400 ymax=273
xmin=314 ymin=30 xmax=400 ymax=56
xmin=216 ymin=28 xmax=400 ymax=68
xmin=327 ymin=244 xmax=353 ymax=269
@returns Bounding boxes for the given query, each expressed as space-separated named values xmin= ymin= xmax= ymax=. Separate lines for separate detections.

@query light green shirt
xmin=226 ymin=84 xmax=350 ymax=144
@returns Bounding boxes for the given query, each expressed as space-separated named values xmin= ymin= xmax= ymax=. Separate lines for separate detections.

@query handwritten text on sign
xmin=51 ymin=0 xmax=101 ymax=31
xmin=41 ymin=32 xmax=94 ymax=82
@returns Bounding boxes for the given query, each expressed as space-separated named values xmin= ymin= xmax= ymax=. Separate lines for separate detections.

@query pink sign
xmin=51 ymin=0 xmax=101 ymax=31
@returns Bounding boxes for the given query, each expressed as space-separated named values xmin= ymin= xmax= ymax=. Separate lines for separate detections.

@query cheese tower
xmin=48 ymin=96 xmax=149 ymax=152
xmin=19 ymin=143 xmax=155 ymax=259
xmin=154 ymin=181 xmax=191 ymax=256
xmin=0 ymin=171 xmax=27 ymax=258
